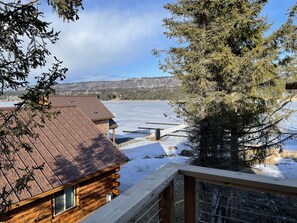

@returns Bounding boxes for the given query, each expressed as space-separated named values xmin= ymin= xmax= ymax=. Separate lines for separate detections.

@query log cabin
xmin=0 ymin=105 xmax=128 ymax=223
xmin=49 ymin=95 xmax=118 ymax=143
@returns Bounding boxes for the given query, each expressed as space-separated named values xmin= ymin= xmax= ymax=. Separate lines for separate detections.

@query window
xmin=106 ymin=193 xmax=113 ymax=202
xmin=54 ymin=186 xmax=75 ymax=215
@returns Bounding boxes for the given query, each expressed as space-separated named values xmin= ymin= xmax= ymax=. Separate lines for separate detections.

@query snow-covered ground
xmin=118 ymin=137 xmax=190 ymax=192
xmin=278 ymin=101 xmax=297 ymax=134
xmin=254 ymin=159 xmax=297 ymax=178
xmin=258 ymin=102 xmax=297 ymax=179
xmin=103 ymin=101 xmax=190 ymax=192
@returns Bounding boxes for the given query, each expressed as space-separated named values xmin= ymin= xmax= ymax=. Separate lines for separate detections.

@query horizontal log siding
xmin=0 ymin=169 xmax=118 ymax=223
xmin=93 ymin=120 xmax=109 ymax=135
xmin=0 ymin=196 xmax=52 ymax=223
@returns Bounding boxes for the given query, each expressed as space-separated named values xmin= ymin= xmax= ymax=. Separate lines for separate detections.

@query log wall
xmin=0 ymin=169 xmax=118 ymax=223
xmin=93 ymin=120 xmax=109 ymax=135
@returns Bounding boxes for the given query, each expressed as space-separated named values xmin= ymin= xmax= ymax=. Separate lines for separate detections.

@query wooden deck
xmin=81 ymin=163 xmax=297 ymax=223
xmin=148 ymin=123 xmax=188 ymax=139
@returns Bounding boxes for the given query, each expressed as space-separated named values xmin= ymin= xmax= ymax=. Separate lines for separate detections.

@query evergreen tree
xmin=158 ymin=0 xmax=297 ymax=170
xmin=0 ymin=0 xmax=83 ymax=213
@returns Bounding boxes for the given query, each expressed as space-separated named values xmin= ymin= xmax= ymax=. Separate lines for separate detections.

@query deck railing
xmin=82 ymin=163 xmax=297 ymax=223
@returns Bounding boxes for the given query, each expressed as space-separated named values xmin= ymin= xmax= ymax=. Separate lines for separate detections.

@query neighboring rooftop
xmin=0 ymin=106 xmax=128 ymax=205
xmin=109 ymin=118 xmax=118 ymax=129
xmin=49 ymin=95 xmax=115 ymax=121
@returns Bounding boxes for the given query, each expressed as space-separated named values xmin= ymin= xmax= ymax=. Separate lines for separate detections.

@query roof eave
xmin=8 ymin=160 xmax=128 ymax=212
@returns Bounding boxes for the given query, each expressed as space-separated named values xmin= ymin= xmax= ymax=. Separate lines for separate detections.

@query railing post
xmin=159 ymin=180 xmax=174 ymax=223
xmin=184 ymin=176 xmax=196 ymax=223
xmin=112 ymin=128 xmax=116 ymax=143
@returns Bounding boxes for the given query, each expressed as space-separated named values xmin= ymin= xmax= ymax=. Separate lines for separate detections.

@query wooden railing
xmin=81 ymin=163 xmax=297 ymax=223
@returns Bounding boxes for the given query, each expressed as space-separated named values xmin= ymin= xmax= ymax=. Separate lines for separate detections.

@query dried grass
xmin=248 ymin=149 xmax=297 ymax=165
xmin=264 ymin=154 xmax=279 ymax=165
xmin=262 ymin=148 xmax=280 ymax=165
xmin=244 ymin=147 xmax=281 ymax=165
xmin=280 ymin=150 xmax=297 ymax=162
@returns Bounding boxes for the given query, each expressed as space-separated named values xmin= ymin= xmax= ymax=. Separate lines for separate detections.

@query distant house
xmin=49 ymin=95 xmax=118 ymax=143
xmin=0 ymin=106 xmax=128 ymax=222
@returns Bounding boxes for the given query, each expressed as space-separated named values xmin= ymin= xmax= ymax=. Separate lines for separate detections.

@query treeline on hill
xmin=57 ymin=87 xmax=183 ymax=100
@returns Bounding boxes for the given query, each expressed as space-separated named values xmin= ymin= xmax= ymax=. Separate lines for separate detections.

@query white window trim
xmin=106 ymin=193 xmax=113 ymax=202
xmin=53 ymin=186 xmax=76 ymax=216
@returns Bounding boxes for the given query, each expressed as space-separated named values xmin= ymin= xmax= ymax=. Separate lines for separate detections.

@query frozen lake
xmin=0 ymin=101 xmax=20 ymax=107
xmin=103 ymin=100 xmax=183 ymax=139
xmin=103 ymin=100 xmax=297 ymax=150
xmin=1 ymin=100 xmax=297 ymax=150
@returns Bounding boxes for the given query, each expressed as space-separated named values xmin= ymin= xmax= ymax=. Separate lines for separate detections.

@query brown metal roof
xmin=1 ymin=106 xmax=128 ymax=205
xmin=49 ymin=95 xmax=115 ymax=121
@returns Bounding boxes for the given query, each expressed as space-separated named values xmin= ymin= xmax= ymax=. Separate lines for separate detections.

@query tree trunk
xmin=199 ymin=118 xmax=209 ymax=166
xmin=230 ymin=128 xmax=239 ymax=170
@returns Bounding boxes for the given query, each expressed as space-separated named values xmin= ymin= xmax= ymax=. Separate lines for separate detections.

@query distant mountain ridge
xmin=3 ymin=76 xmax=182 ymax=100
xmin=56 ymin=76 xmax=180 ymax=92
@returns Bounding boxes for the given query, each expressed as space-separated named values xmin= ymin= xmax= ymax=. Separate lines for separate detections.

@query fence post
xmin=155 ymin=128 xmax=161 ymax=141
xmin=112 ymin=128 xmax=116 ymax=143
xmin=159 ymin=181 xmax=174 ymax=223
xmin=185 ymin=176 xmax=196 ymax=223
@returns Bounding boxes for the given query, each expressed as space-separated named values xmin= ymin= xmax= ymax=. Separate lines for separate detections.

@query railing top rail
xmin=81 ymin=163 xmax=179 ymax=223
xmin=81 ymin=163 xmax=297 ymax=223
xmin=174 ymin=163 xmax=297 ymax=196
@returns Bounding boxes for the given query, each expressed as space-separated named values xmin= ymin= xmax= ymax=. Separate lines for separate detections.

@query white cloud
xmin=44 ymin=8 xmax=164 ymax=81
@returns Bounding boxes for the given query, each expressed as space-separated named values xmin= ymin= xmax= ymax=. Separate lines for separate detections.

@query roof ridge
xmin=0 ymin=105 xmax=78 ymax=111
xmin=51 ymin=105 xmax=77 ymax=108
xmin=50 ymin=95 xmax=98 ymax=98
xmin=0 ymin=107 xmax=16 ymax=111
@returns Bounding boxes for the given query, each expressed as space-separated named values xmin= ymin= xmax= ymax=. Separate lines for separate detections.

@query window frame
xmin=53 ymin=185 xmax=76 ymax=216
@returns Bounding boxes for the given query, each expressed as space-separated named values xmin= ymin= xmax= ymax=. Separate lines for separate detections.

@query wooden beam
xmin=112 ymin=129 xmax=116 ymax=143
xmin=165 ymin=133 xmax=187 ymax=137
xmin=138 ymin=126 xmax=165 ymax=130
xmin=149 ymin=124 xmax=188 ymax=139
xmin=145 ymin=121 xmax=180 ymax=126
xmin=159 ymin=181 xmax=174 ymax=223
xmin=122 ymin=130 xmax=149 ymax=134
xmin=184 ymin=176 xmax=196 ymax=223
xmin=173 ymin=163 xmax=297 ymax=196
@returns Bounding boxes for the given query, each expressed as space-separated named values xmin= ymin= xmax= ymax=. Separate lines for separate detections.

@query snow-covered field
xmin=117 ymin=137 xmax=189 ymax=192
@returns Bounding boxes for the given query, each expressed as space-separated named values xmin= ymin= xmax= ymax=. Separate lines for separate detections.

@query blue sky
xmin=41 ymin=0 xmax=296 ymax=83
